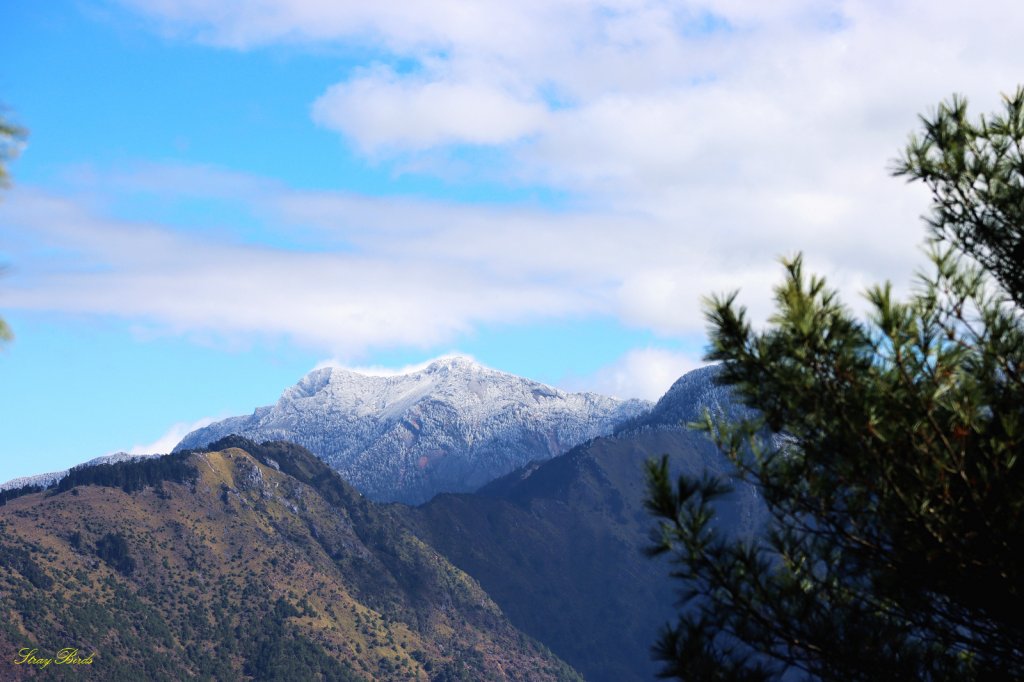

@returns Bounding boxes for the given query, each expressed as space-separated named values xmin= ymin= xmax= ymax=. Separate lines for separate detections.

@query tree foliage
xmin=646 ymin=90 xmax=1024 ymax=680
xmin=96 ymin=531 xmax=136 ymax=576
xmin=0 ymin=288 xmax=11 ymax=344
xmin=0 ymin=110 xmax=25 ymax=188
xmin=55 ymin=452 xmax=197 ymax=495
xmin=0 ymin=108 xmax=26 ymax=344
xmin=896 ymin=89 xmax=1024 ymax=305
xmin=0 ymin=483 xmax=44 ymax=506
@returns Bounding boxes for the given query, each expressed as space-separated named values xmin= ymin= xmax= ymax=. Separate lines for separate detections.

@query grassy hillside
xmin=0 ymin=440 xmax=581 ymax=682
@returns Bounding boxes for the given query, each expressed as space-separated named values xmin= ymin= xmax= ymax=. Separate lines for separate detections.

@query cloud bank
xmin=6 ymin=0 xmax=1024 ymax=374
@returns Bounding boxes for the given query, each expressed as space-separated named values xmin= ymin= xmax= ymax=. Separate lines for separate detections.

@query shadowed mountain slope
xmin=400 ymin=367 xmax=765 ymax=682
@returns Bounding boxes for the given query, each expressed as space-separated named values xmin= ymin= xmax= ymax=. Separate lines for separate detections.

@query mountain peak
xmin=322 ymin=354 xmax=483 ymax=378
xmin=423 ymin=354 xmax=480 ymax=373
xmin=176 ymin=359 xmax=651 ymax=503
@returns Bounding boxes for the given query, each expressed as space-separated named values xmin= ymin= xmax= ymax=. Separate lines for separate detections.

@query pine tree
xmin=646 ymin=90 xmax=1024 ymax=680
xmin=898 ymin=88 xmax=1024 ymax=305
xmin=0 ymin=109 xmax=26 ymax=344
xmin=0 ymin=111 xmax=26 ymax=188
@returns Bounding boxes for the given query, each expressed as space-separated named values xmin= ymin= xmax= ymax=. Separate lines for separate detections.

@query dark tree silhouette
xmin=647 ymin=90 xmax=1024 ymax=681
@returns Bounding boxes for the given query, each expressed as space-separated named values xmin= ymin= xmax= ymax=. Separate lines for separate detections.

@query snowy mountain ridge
xmin=0 ymin=452 xmax=161 ymax=492
xmin=175 ymin=355 xmax=652 ymax=504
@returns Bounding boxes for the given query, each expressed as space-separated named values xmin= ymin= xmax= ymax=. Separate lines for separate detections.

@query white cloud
xmin=9 ymin=1 xmax=1024 ymax=356
xmin=115 ymin=1 xmax=1024 ymax=257
xmin=0 ymin=155 xmax=958 ymax=360
xmin=0 ymin=183 xmax=603 ymax=358
xmin=120 ymin=1 xmax=1024 ymax=188
xmin=565 ymin=347 xmax=708 ymax=401
xmin=127 ymin=416 xmax=219 ymax=455
xmin=312 ymin=69 xmax=549 ymax=152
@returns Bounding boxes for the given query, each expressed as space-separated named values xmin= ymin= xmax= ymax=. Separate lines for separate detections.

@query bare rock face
xmin=175 ymin=356 xmax=651 ymax=504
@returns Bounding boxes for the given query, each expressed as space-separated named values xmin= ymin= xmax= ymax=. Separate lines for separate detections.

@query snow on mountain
xmin=0 ymin=470 xmax=67 ymax=492
xmin=0 ymin=452 xmax=162 ymax=492
xmin=615 ymin=363 xmax=743 ymax=432
xmin=174 ymin=355 xmax=652 ymax=504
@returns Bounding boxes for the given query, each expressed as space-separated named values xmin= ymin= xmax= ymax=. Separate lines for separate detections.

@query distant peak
xmin=311 ymin=354 xmax=483 ymax=379
xmin=423 ymin=355 xmax=482 ymax=373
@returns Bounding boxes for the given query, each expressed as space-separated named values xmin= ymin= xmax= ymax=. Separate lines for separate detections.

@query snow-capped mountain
xmin=615 ymin=363 xmax=743 ymax=433
xmin=174 ymin=356 xmax=651 ymax=504
xmin=0 ymin=452 xmax=161 ymax=492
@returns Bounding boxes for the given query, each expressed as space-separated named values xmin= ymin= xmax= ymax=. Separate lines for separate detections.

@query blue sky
xmin=2 ymin=0 xmax=1023 ymax=482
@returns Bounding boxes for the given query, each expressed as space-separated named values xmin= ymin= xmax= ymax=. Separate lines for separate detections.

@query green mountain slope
xmin=0 ymin=439 xmax=581 ymax=682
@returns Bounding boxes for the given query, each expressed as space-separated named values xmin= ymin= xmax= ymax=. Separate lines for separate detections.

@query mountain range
xmin=400 ymin=364 xmax=764 ymax=681
xmin=174 ymin=356 xmax=650 ymax=504
xmin=1 ymin=362 xmax=763 ymax=681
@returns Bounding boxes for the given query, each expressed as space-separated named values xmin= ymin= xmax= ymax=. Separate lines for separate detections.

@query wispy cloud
xmin=566 ymin=347 xmax=707 ymax=401
xmin=1 ymin=181 xmax=602 ymax=357
xmin=0 ymin=167 xmax=818 ymax=357
xmin=127 ymin=416 xmax=219 ymax=455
